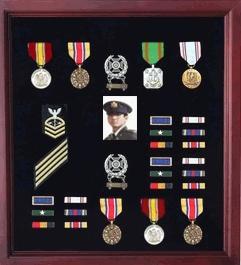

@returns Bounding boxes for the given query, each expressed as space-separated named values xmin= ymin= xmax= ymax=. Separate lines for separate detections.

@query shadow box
xmin=0 ymin=1 xmax=240 ymax=265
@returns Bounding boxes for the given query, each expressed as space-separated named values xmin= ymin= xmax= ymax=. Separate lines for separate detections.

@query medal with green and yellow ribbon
xmin=142 ymin=42 xmax=164 ymax=89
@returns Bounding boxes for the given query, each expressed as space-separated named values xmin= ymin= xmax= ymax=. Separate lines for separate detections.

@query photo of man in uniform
xmin=103 ymin=99 xmax=137 ymax=140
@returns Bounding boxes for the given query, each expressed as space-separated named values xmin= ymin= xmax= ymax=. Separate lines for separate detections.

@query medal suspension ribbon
xmin=68 ymin=42 xmax=90 ymax=65
xmin=141 ymin=198 xmax=165 ymax=223
xmin=179 ymin=41 xmax=201 ymax=67
xmin=28 ymin=42 xmax=52 ymax=67
xmin=100 ymin=198 xmax=122 ymax=222
xmin=142 ymin=42 xmax=164 ymax=65
xmin=181 ymin=198 xmax=203 ymax=221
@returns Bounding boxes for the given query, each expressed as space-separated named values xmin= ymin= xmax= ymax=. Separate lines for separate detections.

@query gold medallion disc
xmin=183 ymin=223 xmax=203 ymax=245
xmin=182 ymin=68 xmax=201 ymax=89
xmin=70 ymin=67 xmax=89 ymax=89
xmin=102 ymin=223 xmax=121 ymax=245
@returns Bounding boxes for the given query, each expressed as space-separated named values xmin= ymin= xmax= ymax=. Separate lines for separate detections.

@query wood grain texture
xmin=0 ymin=1 xmax=240 ymax=265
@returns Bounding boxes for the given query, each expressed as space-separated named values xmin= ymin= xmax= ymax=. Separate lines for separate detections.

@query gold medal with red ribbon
xmin=140 ymin=198 xmax=165 ymax=245
xmin=28 ymin=42 xmax=53 ymax=89
xmin=68 ymin=42 xmax=90 ymax=89
xmin=181 ymin=198 xmax=203 ymax=245
xmin=100 ymin=198 xmax=122 ymax=245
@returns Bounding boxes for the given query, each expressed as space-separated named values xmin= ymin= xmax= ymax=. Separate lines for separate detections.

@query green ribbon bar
xmin=31 ymin=210 xmax=55 ymax=216
xmin=142 ymin=42 xmax=164 ymax=65
xmin=150 ymin=130 xmax=172 ymax=136
xmin=150 ymin=171 xmax=172 ymax=177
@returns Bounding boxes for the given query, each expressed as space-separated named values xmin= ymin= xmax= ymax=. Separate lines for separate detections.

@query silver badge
xmin=104 ymin=154 xmax=128 ymax=190
xmin=144 ymin=224 xmax=165 ymax=245
xmin=31 ymin=68 xmax=51 ymax=89
xmin=143 ymin=65 xmax=163 ymax=89
xmin=104 ymin=55 xmax=128 ymax=91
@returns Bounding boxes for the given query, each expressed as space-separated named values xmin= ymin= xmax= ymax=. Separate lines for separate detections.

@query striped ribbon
xmin=181 ymin=198 xmax=203 ymax=221
xmin=182 ymin=142 xmax=206 ymax=149
xmin=182 ymin=170 xmax=205 ymax=177
xmin=32 ymin=210 xmax=54 ymax=216
xmin=182 ymin=183 xmax=206 ymax=190
xmin=182 ymin=129 xmax=205 ymax=136
xmin=64 ymin=197 xmax=87 ymax=204
xmin=142 ymin=42 xmax=164 ymax=65
xmin=179 ymin=42 xmax=201 ymax=66
xmin=149 ymin=130 xmax=172 ymax=136
xmin=64 ymin=222 xmax=88 ymax=229
xmin=32 ymin=196 xmax=54 ymax=206
xmin=150 ymin=170 xmax=172 ymax=177
xmin=150 ymin=157 xmax=172 ymax=166
xmin=150 ymin=142 xmax=173 ymax=149
xmin=182 ymin=117 xmax=205 ymax=124
xmin=150 ymin=116 xmax=172 ymax=125
xmin=64 ymin=209 xmax=87 ymax=216
xmin=32 ymin=222 xmax=55 ymax=229
xmin=150 ymin=182 xmax=173 ymax=190
xmin=28 ymin=42 xmax=52 ymax=66
xmin=100 ymin=198 xmax=122 ymax=222
xmin=34 ymin=139 xmax=68 ymax=189
xmin=68 ymin=42 xmax=90 ymax=65
xmin=140 ymin=198 xmax=165 ymax=222
xmin=182 ymin=158 xmax=205 ymax=165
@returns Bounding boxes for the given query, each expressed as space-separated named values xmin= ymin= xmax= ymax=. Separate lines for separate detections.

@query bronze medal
xmin=102 ymin=223 xmax=122 ymax=245
xmin=182 ymin=68 xmax=201 ymax=89
xmin=70 ymin=67 xmax=90 ymax=89
xmin=183 ymin=222 xmax=203 ymax=245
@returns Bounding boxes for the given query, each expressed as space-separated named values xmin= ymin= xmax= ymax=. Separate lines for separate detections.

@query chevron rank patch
xmin=150 ymin=116 xmax=172 ymax=125
xmin=32 ymin=222 xmax=55 ymax=229
xmin=182 ymin=170 xmax=205 ymax=177
xmin=42 ymin=104 xmax=67 ymax=139
xmin=150 ymin=141 xmax=173 ymax=148
xmin=150 ymin=182 xmax=173 ymax=190
xmin=182 ymin=142 xmax=206 ymax=148
xmin=182 ymin=158 xmax=205 ymax=164
xmin=150 ymin=170 xmax=172 ymax=177
xmin=150 ymin=157 xmax=172 ymax=166
xmin=64 ymin=209 xmax=87 ymax=216
xmin=182 ymin=129 xmax=205 ymax=136
xmin=149 ymin=129 xmax=172 ymax=136
xmin=34 ymin=138 xmax=68 ymax=189
xmin=182 ymin=116 xmax=205 ymax=123
xmin=32 ymin=210 xmax=54 ymax=216
xmin=32 ymin=196 xmax=54 ymax=205
xmin=182 ymin=182 xmax=206 ymax=190
xmin=64 ymin=222 xmax=88 ymax=229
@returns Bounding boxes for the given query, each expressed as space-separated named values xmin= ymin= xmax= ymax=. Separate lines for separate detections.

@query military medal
xmin=179 ymin=42 xmax=202 ymax=89
xmin=181 ymin=198 xmax=203 ymax=245
xmin=104 ymin=55 xmax=128 ymax=91
xmin=68 ymin=42 xmax=90 ymax=89
xmin=142 ymin=42 xmax=164 ymax=89
xmin=28 ymin=42 xmax=52 ymax=89
xmin=104 ymin=154 xmax=128 ymax=190
xmin=141 ymin=198 xmax=165 ymax=245
xmin=100 ymin=198 xmax=122 ymax=245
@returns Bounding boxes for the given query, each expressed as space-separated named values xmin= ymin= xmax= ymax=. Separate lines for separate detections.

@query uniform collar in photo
xmin=113 ymin=124 xmax=127 ymax=136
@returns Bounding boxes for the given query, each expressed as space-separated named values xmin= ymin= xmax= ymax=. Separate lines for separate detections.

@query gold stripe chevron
xmin=34 ymin=139 xmax=68 ymax=189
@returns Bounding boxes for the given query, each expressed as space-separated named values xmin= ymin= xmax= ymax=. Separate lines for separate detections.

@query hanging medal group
xmin=27 ymin=41 xmax=202 ymax=90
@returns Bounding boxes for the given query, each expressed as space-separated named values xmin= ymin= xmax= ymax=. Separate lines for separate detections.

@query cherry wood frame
xmin=0 ymin=0 xmax=240 ymax=265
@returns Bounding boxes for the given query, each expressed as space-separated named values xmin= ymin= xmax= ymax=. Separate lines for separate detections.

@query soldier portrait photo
xmin=103 ymin=96 xmax=137 ymax=140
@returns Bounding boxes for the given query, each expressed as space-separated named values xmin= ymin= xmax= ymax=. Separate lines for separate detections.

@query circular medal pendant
xmin=31 ymin=68 xmax=51 ymax=89
xmin=144 ymin=224 xmax=165 ymax=245
xmin=70 ymin=67 xmax=90 ymax=89
xmin=102 ymin=223 xmax=122 ymax=245
xmin=182 ymin=68 xmax=201 ymax=89
xmin=183 ymin=223 xmax=203 ymax=245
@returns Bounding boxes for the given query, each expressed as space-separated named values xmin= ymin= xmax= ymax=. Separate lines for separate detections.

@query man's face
xmin=107 ymin=114 xmax=128 ymax=130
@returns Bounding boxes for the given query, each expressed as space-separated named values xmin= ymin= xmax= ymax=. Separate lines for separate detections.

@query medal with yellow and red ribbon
xmin=181 ymin=198 xmax=203 ymax=245
xmin=140 ymin=198 xmax=165 ymax=245
xmin=28 ymin=42 xmax=53 ymax=89
xmin=68 ymin=42 xmax=90 ymax=89
xmin=179 ymin=41 xmax=202 ymax=89
xmin=100 ymin=198 xmax=122 ymax=245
